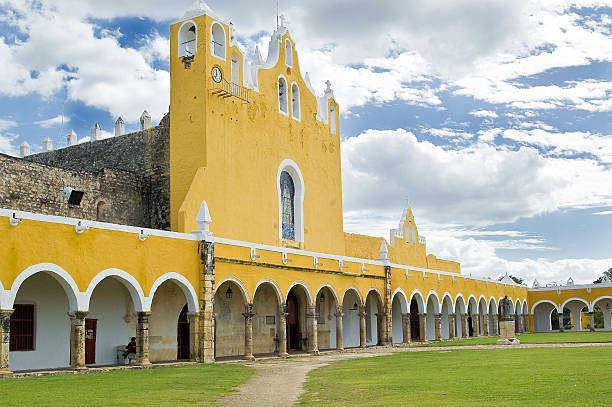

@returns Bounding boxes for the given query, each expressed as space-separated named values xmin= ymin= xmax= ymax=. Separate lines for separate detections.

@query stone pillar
xmin=461 ymin=315 xmax=469 ymax=338
xmin=515 ymin=314 xmax=522 ymax=333
xmin=419 ymin=314 xmax=427 ymax=341
xmin=0 ymin=309 xmax=14 ymax=374
xmin=523 ymin=314 xmax=528 ymax=333
xmin=69 ymin=311 xmax=88 ymax=369
xmin=589 ymin=312 xmax=596 ymax=332
xmin=307 ymin=305 xmax=319 ymax=354
xmin=384 ymin=265 xmax=393 ymax=345
xmin=482 ymin=314 xmax=489 ymax=337
xmin=243 ymin=303 xmax=255 ymax=361
xmin=278 ymin=303 xmax=289 ymax=357
xmin=200 ymin=241 xmax=215 ymax=363
xmin=188 ymin=312 xmax=200 ymax=361
xmin=448 ymin=314 xmax=456 ymax=340
xmin=335 ymin=307 xmax=344 ymax=350
xmin=492 ymin=315 xmax=499 ymax=335
xmin=472 ymin=314 xmax=480 ymax=337
xmin=136 ymin=311 xmax=152 ymax=366
xmin=434 ymin=314 xmax=442 ymax=341
xmin=402 ymin=313 xmax=411 ymax=343
xmin=359 ymin=306 xmax=367 ymax=348
xmin=558 ymin=312 xmax=565 ymax=332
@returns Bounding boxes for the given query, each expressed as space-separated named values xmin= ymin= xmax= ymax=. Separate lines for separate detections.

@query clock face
xmin=211 ymin=67 xmax=222 ymax=83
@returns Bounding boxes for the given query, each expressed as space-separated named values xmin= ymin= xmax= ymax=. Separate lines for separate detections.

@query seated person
xmin=124 ymin=337 xmax=137 ymax=364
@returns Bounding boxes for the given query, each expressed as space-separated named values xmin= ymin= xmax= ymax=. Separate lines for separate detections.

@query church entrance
xmin=177 ymin=305 xmax=190 ymax=360
xmin=286 ymin=291 xmax=300 ymax=351
xmin=410 ymin=300 xmax=420 ymax=341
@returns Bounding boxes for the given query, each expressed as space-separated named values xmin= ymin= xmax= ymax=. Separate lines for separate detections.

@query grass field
xmin=415 ymin=331 xmax=612 ymax=347
xmin=299 ymin=346 xmax=612 ymax=406
xmin=0 ymin=364 xmax=253 ymax=407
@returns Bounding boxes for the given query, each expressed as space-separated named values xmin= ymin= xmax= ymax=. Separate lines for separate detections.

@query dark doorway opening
xmin=177 ymin=305 xmax=190 ymax=360
xmin=286 ymin=291 xmax=300 ymax=351
xmin=85 ymin=318 xmax=97 ymax=365
xmin=410 ymin=300 xmax=420 ymax=341
xmin=468 ymin=315 xmax=474 ymax=337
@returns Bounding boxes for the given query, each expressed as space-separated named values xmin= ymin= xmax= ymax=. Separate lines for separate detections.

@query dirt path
xmin=215 ymin=342 xmax=612 ymax=406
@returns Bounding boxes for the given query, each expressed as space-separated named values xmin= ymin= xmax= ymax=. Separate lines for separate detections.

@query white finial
xmin=42 ymin=136 xmax=53 ymax=152
xmin=140 ymin=110 xmax=151 ymax=130
xmin=194 ymin=200 xmax=213 ymax=239
xmin=115 ymin=117 xmax=125 ymax=137
xmin=66 ymin=130 xmax=77 ymax=146
xmin=532 ymin=279 xmax=540 ymax=288
xmin=567 ymin=277 xmax=574 ymax=285
xmin=90 ymin=122 xmax=101 ymax=141
xmin=325 ymin=80 xmax=332 ymax=92
xmin=280 ymin=14 xmax=287 ymax=28
xmin=20 ymin=141 xmax=30 ymax=157
xmin=378 ymin=240 xmax=389 ymax=261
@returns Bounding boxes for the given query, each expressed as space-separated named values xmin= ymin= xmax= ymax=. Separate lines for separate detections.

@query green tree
xmin=593 ymin=267 xmax=612 ymax=284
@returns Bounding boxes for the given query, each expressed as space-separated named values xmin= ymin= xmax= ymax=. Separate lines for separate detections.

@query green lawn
xmin=299 ymin=347 xmax=612 ymax=406
xmin=415 ymin=331 xmax=612 ymax=347
xmin=0 ymin=364 xmax=253 ymax=407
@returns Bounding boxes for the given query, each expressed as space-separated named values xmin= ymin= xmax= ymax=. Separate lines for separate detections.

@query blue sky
xmin=0 ymin=0 xmax=611 ymax=284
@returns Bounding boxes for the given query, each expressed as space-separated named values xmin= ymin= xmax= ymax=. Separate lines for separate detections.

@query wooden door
xmin=177 ymin=305 xmax=190 ymax=360
xmin=85 ymin=319 xmax=97 ymax=365
xmin=286 ymin=291 xmax=300 ymax=351
xmin=410 ymin=300 xmax=420 ymax=340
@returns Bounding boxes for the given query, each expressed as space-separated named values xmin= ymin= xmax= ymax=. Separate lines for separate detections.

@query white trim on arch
xmin=216 ymin=277 xmax=251 ymax=304
xmin=365 ymin=287 xmax=384 ymax=306
xmin=467 ymin=294 xmax=478 ymax=313
xmin=440 ymin=292 xmax=454 ymax=312
xmin=315 ymin=283 xmax=340 ymax=306
xmin=342 ymin=286 xmax=363 ymax=306
xmin=210 ymin=20 xmax=226 ymax=61
xmin=146 ymin=272 xmax=199 ymax=313
xmin=514 ymin=299 xmax=522 ymax=314
xmin=392 ymin=288 xmax=409 ymax=313
xmin=9 ymin=263 xmax=82 ymax=312
xmin=591 ymin=296 xmax=612 ymax=312
xmin=178 ymin=20 xmax=197 ymax=58
xmin=85 ymin=269 xmax=146 ymax=312
xmin=276 ymin=159 xmax=305 ymax=243
xmin=531 ymin=299 xmax=559 ymax=315
xmin=286 ymin=281 xmax=313 ymax=305
xmin=489 ymin=297 xmax=498 ymax=314
xmin=254 ymin=278 xmax=284 ymax=305
xmin=522 ymin=300 xmax=528 ymax=315
xmin=409 ymin=289 xmax=425 ymax=313
xmin=277 ymin=74 xmax=289 ymax=116
xmin=291 ymin=81 xmax=301 ymax=121
xmin=560 ymin=297 xmax=590 ymax=311
xmin=426 ymin=290 xmax=441 ymax=313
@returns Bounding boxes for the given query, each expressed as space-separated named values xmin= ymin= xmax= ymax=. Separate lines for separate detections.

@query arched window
xmin=285 ymin=39 xmax=293 ymax=67
xmin=278 ymin=76 xmax=288 ymax=115
xmin=280 ymin=171 xmax=295 ymax=240
xmin=330 ymin=102 xmax=337 ymax=135
xmin=291 ymin=83 xmax=300 ymax=120
xmin=178 ymin=21 xmax=197 ymax=58
xmin=211 ymin=22 xmax=226 ymax=60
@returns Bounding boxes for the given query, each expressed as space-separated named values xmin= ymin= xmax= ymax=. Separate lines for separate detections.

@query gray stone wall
xmin=19 ymin=114 xmax=170 ymax=229
xmin=0 ymin=153 xmax=150 ymax=227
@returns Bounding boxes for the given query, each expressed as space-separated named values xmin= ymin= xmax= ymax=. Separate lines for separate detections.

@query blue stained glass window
xmin=280 ymin=171 xmax=295 ymax=240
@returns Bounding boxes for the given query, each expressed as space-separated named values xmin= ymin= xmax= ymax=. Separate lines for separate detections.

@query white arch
xmin=9 ymin=263 xmax=82 ymax=312
xmin=342 ymin=286 xmax=363 ymax=305
xmin=467 ymin=295 xmax=478 ymax=313
xmin=291 ymin=81 xmax=301 ymax=121
xmin=478 ymin=294 xmax=488 ymax=307
xmin=561 ymin=297 xmax=589 ymax=311
xmin=530 ymin=300 xmax=558 ymax=315
xmin=277 ymin=74 xmax=289 ymax=116
xmin=440 ymin=292 xmax=454 ymax=311
xmin=286 ymin=281 xmax=313 ymax=305
xmin=253 ymin=278 xmax=284 ymax=305
xmin=147 ymin=272 xmax=199 ymax=313
xmin=366 ymin=287 xmax=384 ymax=307
xmin=489 ymin=297 xmax=498 ymax=314
xmin=522 ymin=300 xmax=528 ymax=314
xmin=277 ymin=158 xmax=305 ymax=243
xmin=454 ymin=294 xmax=466 ymax=314
xmin=392 ymin=288 xmax=409 ymax=313
xmin=85 ymin=268 xmax=146 ymax=312
xmin=178 ymin=20 xmax=197 ymax=58
xmin=285 ymin=38 xmax=293 ymax=67
xmin=210 ymin=21 xmax=226 ymax=60
xmin=426 ymin=290 xmax=441 ymax=313
xmin=514 ymin=299 xmax=522 ymax=314
xmin=216 ymin=276 xmax=251 ymax=304
xmin=0 ymin=279 xmax=6 ymax=310
xmin=592 ymin=296 xmax=612 ymax=312
xmin=410 ymin=289 xmax=425 ymax=313
xmin=315 ymin=283 xmax=340 ymax=306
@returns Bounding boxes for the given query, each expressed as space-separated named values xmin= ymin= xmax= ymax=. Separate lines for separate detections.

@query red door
xmin=85 ymin=319 xmax=97 ymax=365
xmin=286 ymin=291 xmax=300 ymax=351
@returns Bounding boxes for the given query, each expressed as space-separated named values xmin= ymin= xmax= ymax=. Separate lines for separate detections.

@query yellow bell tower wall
xmin=170 ymin=14 xmax=345 ymax=254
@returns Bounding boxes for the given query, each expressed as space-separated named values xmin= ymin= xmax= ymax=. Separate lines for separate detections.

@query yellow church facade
xmin=0 ymin=6 xmax=607 ymax=374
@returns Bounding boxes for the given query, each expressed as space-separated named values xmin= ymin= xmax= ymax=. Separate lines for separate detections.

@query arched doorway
xmin=177 ymin=305 xmax=189 ymax=360
xmin=214 ymin=280 xmax=248 ymax=358
xmin=410 ymin=299 xmax=420 ymax=341
xmin=315 ymin=286 xmax=338 ymax=350
xmin=286 ymin=291 xmax=300 ymax=351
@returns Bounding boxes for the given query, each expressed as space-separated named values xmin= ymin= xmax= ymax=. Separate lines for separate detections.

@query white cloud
xmin=592 ymin=210 xmax=612 ymax=216
xmin=34 ymin=115 xmax=69 ymax=129
xmin=469 ymin=110 xmax=498 ymax=118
